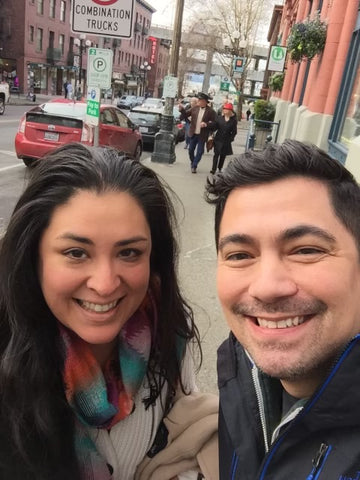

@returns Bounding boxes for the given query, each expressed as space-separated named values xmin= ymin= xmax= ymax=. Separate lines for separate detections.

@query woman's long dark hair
xmin=0 ymin=143 xmax=201 ymax=478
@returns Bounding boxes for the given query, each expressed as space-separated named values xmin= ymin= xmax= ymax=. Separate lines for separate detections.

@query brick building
xmin=267 ymin=0 xmax=360 ymax=176
xmin=0 ymin=0 xmax=161 ymax=97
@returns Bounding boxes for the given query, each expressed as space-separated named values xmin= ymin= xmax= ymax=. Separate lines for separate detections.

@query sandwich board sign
xmin=71 ymin=0 xmax=135 ymax=38
xmin=87 ymin=48 xmax=113 ymax=90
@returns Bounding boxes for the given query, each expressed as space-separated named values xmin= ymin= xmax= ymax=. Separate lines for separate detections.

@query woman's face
xmin=38 ymin=190 xmax=152 ymax=363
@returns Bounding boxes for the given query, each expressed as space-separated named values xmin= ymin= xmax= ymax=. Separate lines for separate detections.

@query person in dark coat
xmin=179 ymin=92 xmax=216 ymax=173
xmin=209 ymin=102 xmax=237 ymax=174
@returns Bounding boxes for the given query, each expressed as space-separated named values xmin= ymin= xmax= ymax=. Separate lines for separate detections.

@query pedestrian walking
xmin=205 ymin=139 xmax=360 ymax=479
xmin=67 ymin=81 xmax=73 ymax=99
xmin=209 ymin=102 xmax=237 ymax=174
xmin=183 ymin=97 xmax=198 ymax=149
xmin=0 ymin=143 xmax=216 ymax=480
xmin=64 ymin=80 xmax=68 ymax=99
xmin=179 ymin=92 xmax=216 ymax=173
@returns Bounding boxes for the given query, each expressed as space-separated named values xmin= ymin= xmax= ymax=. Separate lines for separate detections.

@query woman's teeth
xmin=257 ymin=316 xmax=305 ymax=329
xmin=78 ymin=299 xmax=118 ymax=313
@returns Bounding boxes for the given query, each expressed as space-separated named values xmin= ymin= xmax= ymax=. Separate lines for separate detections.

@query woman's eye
xmin=64 ymin=248 xmax=87 ymax=260
xmin=118 ymin=248 xmax=141 ymax=259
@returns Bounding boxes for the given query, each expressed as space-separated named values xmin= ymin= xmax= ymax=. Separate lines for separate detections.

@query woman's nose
xmin=248 ymin=257 xmax=298 ymax=303
xmin=86 ymin=261 xmax=121 ymax=296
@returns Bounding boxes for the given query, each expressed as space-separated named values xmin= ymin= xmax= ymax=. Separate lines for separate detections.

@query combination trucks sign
xmin=71 ymin=0 xmax=135 ymax=38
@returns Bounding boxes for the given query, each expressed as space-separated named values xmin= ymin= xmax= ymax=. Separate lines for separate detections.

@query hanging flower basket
xmin=287 ymin=12 xmax=327 ymax=63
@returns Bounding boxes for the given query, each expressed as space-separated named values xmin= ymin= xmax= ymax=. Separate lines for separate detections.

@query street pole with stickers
xmin=151 ymin=0 xmax=184 ymax=163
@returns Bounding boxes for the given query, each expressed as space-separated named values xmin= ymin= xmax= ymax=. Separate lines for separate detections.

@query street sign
xmin=233 ymin=57 xmax=246 ymax=73
xmin=86 ymin=86 xmax=100 ymax=126
xmin=87 ymin=48 xmax=113 ymax=89
xmin=163 ymin=76 xmax=178 ymax=98
xmin=268 ymin=46 xmax=287 ymax=72
xmin=220 ymin=81 xmax=230 ymax=92
xmin=71 ymin=0 xmax=135 ymax=38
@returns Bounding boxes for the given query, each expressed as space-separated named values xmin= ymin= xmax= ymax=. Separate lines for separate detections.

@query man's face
xmin=217 ymin=176 xmax=360 ymax=395
xmin=198 ymin=98 xmax=207 ymax=108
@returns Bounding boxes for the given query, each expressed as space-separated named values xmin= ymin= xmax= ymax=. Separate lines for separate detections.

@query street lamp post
xmin=74 ymin=34 xmax=91 ymax=97
xmin=140 ymin=61 xmax=151 ymax=96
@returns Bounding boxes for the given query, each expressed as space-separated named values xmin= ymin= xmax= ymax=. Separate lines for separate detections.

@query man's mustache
xmin=231 ymin=298 xmax=328 ymax=316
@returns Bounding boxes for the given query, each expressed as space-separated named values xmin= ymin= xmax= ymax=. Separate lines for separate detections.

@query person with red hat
xmin=209 ymin=102 xmax=237 ymax=174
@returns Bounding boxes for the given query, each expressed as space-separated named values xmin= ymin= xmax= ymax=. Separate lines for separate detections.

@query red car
xmin=15 ymin=99 xmax=143 ymax=167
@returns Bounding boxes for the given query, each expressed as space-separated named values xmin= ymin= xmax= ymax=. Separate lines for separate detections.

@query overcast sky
xmin=150 ymin=0 xmax=178 ymax=27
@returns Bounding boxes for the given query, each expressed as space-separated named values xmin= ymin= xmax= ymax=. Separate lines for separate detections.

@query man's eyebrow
xmin=280 ymin=225 xmax=337 ymax=244
xmin=56 ymin=233 xmax=149 ymax=246
xmin=218 ymin=233 xmax=255 ymax=251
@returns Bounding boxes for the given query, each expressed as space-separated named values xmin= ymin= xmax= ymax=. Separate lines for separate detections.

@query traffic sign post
xmin=71 ymin=0 xmax=135 ymax=38
xmin=87 ymin=48 xmax=113 ymax=90
xmin=86 ymin=86 xmax=100 ymax=126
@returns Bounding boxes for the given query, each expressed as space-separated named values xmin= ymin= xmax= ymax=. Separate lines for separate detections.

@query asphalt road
xmin=0 ymin=104 xmax=248 ymax=393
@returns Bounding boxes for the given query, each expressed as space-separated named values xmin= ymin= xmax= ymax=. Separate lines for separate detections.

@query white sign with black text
xmin=71 ymin=0 xmax=135 ymax=38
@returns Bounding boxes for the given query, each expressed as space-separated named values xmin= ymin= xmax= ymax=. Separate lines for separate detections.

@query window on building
xmin=50 ymin=0 xmax=56 ymax=18
xmin=59 ymin=34 xmax=65 ymax=55
xmin=49 ymin=30 xmax=55 ymax=48
xmin=328 ymin=11 xmax=360 ymax=163
xmin=29 ymin=25 xmax=34 ymax=42
xmin=60 ymin=0 xmax=66 ymax=21
xmin=37 ymin=0 xmax=44 ymax=15
xmin=137 ymin=35 xmax=140 ymax=49
xmin=36 ymin=27 xmax=43 ymax=51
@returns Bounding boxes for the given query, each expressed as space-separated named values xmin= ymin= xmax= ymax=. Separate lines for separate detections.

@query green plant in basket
xmin=287 ymin=11 xmax=327 ymax=63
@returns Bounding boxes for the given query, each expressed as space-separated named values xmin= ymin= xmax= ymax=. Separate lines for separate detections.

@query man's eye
xmin=294 ymin=247 xmax=325 ymax=255
xmin=64 ymin=248 xmax=87 ymax=259
xmin=225 ymin=252 xmax=252 ymax=261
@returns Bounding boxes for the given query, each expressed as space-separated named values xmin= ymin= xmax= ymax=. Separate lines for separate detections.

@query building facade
xmin=268 ymin=0 xmax=360 ymax=178
xmin=0 ymin=0 xmax=162 ymax=97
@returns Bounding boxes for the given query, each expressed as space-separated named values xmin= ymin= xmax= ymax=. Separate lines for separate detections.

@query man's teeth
xmin=257 ymin=316 xmax=305 ymax=329
xmin=79 ymin=300 xmax=118 ymax=313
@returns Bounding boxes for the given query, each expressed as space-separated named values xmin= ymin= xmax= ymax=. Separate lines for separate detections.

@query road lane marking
xmin=0 ymin=163 xmax=24 ymax=172
xmin=0 ymin=119 xmax=20 ymax=124
xmin=0 ymin=150 xmax=17 ymax=156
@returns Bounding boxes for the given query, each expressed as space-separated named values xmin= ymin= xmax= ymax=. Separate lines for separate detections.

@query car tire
xmin=23 ymin=157 xmax=35 ymax=167
xmin=0 ymin=97 xmax=5 ymax=115
xmin=134 ymin=142 xmax=142 ymax=161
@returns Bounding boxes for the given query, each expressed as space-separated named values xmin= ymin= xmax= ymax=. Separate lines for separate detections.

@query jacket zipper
xmin=306 ymin=443 xmax=331 ymax=480
xmin=251 ymin=366 xmax=269 ymax=452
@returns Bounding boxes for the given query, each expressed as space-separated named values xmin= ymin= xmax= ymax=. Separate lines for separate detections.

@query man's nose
xmin=248 ymin=257 xmax=298 ymax=303
xmin=86 ymin=261 xmax=121 ymax=296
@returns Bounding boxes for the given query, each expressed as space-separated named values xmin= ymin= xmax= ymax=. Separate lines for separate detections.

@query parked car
xmin=141 ymin=97 xmax=164 ymax=109
xmin=135 ymin=96 xmax=145 ymax=106
xmin=128 ymin=106 xmax=185 ymax=147
xmin=0 ymin=82 xmax=10 ymax=115
xmin=117 ymin=95 xmax=137 ymax=109
xmin=15 ymin=99 xmax=143 ymax=167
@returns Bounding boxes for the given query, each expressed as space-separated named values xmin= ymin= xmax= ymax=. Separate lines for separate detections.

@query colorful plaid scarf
xmin=60 ymin=290 xmax=157 ymax=479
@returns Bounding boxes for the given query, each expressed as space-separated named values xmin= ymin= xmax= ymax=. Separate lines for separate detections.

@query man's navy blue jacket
xmin=218 ymin=333 xmax=360 ymax=480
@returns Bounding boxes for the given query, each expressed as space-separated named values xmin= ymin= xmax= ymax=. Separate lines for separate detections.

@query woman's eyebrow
xmin=56 ymin=233 xmax=149 ymax=246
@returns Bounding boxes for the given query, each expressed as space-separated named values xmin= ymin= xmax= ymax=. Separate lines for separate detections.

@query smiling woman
xmin=0 ymin=143 xmax=204 ymax=480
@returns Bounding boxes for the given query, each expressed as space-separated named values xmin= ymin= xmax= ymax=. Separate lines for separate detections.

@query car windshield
xmin=40 ymin=102 xmax=87 ymax=118
xmin=128 ymin=111 xmax=161 ymax=124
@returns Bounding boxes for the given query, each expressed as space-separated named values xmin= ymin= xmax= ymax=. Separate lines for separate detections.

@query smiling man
xmin=205 ymin=140 xmax=360 ymax=480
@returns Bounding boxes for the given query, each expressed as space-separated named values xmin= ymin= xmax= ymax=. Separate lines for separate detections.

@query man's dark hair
xmin=205 ymin=139 xmax=360 ymax=252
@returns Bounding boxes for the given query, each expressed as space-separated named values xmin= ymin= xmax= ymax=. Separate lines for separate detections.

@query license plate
xmin=44 ymin=131 xmax=59 ymax=141
xmin=139 ymin=126 xmax=148 ymax=133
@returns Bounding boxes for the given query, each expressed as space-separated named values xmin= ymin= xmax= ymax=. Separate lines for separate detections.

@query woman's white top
xmin=87 ymin=350 xmax=197 ymax=480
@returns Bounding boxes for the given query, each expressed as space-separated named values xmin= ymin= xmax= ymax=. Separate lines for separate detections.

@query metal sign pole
xmin=94 ymin=83 xmax=100 ymax=147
